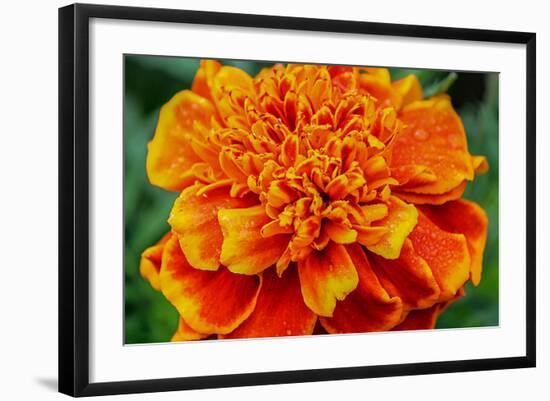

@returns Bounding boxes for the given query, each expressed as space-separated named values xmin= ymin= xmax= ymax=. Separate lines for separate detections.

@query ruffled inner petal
xmin=218 ymin=205 xmax=291 ymax=275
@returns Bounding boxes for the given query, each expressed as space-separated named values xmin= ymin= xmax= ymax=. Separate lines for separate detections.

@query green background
xmin=124 ymin=56 xmax=499 ymax=344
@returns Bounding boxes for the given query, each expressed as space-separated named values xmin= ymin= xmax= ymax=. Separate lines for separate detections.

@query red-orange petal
xmin=419 ymin=199 xmax=488 ymax=286
xmin=139 ymin=232 xmax=172 ymax=291
xmin=320 ymin=244 xmax=403 ymax=333
xmin=392 ymin=96 xmax=475 ymax=195
xmin=218 ymin=205 xmax=291 ymax=275
xmin=392 ymin=303 xmax=441 ymax=331
xmin=171 ymin=318 xmax=209 ymax=341
xmin=370 ymin=239 xmax=441 ymax=310
xmin=393 ymin=180 xmax=467 ymax=205
xmin=298 ymin=242 xmax=359 ymax=317
xmin=159 ymin=236 xmax=262 ymax=334
xmin=168 ymin=184 xmax=257 ymax=271
xmin=408 ymin=210 xmax=471 ymax=301
xmin=146 ymin=90 xmax=216 ymax=191
xmin=221 ymin=267 xmax=317 ymax=339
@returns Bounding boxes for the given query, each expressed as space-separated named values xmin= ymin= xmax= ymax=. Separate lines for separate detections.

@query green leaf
xmin=423 ymin=72 xmax=458 ymax=98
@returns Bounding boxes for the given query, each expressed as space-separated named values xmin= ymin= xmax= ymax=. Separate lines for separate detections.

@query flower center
xmin=196 ymin=65 xmax=405 ymax=273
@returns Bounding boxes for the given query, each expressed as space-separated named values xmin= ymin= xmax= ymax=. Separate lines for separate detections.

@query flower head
xmin=140 ymin=61 xmax=488 ymax=339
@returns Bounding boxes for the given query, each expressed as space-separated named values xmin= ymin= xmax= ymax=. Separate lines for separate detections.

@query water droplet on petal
xmin=414 ymin=129 xmax=429 ymax=141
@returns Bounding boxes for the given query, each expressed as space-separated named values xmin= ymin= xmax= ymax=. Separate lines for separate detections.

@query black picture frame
xmin=58 ymin=3 xmax=536 ymax=397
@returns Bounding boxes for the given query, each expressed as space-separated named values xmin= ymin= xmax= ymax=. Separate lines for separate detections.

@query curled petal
xmin=222 ymin=267 xmax=317 ymax=339
xmin=168 ymin=184 xmax=258 ymax=271
xmin=472 ymin=155 xmax=489 ymax=174
xmin=320 ymin=244 xmax=403 ymax=333
xmin=146 ymin=90 xmax=216 ymax=191
xmin=366 ymin=196 xmax=418 ymax=259
xmin=139 ymin=232 xmax=172 ymax=291
xmin=370 ymin=239 xmax=441 ymax=310
xmin=419 ymin=199 xmax=488 ymax=286
xmin=392 ymin=95 xmax=475 ymax=195
xmin=298 ymin=243 xmax=359 ymax=317
xmin=171 ymin=318 xmax=209 ymax=342
xmin=218 ymin=205 xmax=291 ymax=275
xmin=393 ymin=181 xmax=467 ymax=205
xmin=409 ymin=211 xmax=471 ymax=301
xmin=159 ymin=236 xmax=261 ymax=335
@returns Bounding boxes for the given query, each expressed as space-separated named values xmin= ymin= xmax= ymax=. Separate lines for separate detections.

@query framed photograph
xmin=58 ymin=3 xmax=536 ymax=397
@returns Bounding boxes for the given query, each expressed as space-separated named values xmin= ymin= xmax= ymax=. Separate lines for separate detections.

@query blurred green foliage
xmin=124 ymin=56 xmax=499 ymax=344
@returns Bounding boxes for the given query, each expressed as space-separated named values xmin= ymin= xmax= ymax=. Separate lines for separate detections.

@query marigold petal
xmin=392 ymin=95 xmax=475 ymax=195
xmin=370 ymin=239 xmax=441 ymax=310
xmin=139 ymin=232 xmax=172 ymax=291
xmin=221 ymin=267 xmax=317 ymax=339
xmin=393 ymin=181 xmax=467 ymax=205
xmin=218 ymin=205 xmax=291 ymax=275
xmin=171 ymin=318 xmax=209 ymax=342
xmin=159 ymin=236 xmax=261 ymax=335
xmin=298 ymin=242 xmax=359 ymax=317
xmin=320 ymin=244 xmax=403 ymax=333
xmin=146 ymin=90 xmax=216 ymax=191
xmin=472 ymin=155 xmax=489 ymax=174
xmin=392 ymin=303 xmax=441 ymax=331
xmin=366 ymin=196 xmax=418 ymax=259
xmin=191 ymin=60 xmax=222 ymax=101
xmin=358 ymin=68 xmax=400 ymax=108
xmin=392 ymin=74 xmax=423 ymax=109
xmin=168 ymin=185 xmax=258 ymax=271
xmin=419 ymin=200 xmax=488 ymax=286
xmin=409 ymin=211 xmax=471 ymax=301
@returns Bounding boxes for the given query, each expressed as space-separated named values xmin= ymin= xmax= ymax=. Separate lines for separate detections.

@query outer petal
xmin=358 ymin=68 xmax=400 ymax=108
xmin=221 ymin=267 xmax=317 ymax=339
xmin=393 ymin=181 xmax=467 ymax=205
xmin=191 ymin=60 xmax=222 ymax=101
xmin=392 ymin=95 xmax=474 ymax=195
xmin=298 ymin=242 xmax=359 ymax=317
xmin=370 ymin=239 xmax=441 ymax=310
xmin=146 ymin=90 xmax=216 ymax=191
xmin=392 ymin=74 xmax=423 ymax=109
xmin=320 ymin=244 xmax=403 ymax=333
xmin=392 ymin=304 xmax=441 ymax=331
xmin=168 ymin=184 xmax=258 ymax=271
xmin=159 ymin=236 xmax=261 ymax=335
xmin=171 ymin=318 xmax=209 ymax=341
xmin=139 ymin=232 xmax=172 ymax=291
xmin=218 ymin=205 xmax=291 ymax=275
xmin=419 ymin=200 xmax=488 ymax=286
xmin=366 ymin=196 xmax=418 ymax=259
xmin=408 ymin=211 xmax=471 ymax=301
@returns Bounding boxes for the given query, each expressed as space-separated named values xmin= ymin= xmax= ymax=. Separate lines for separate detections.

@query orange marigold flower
xmin=140 ymin=60 xmax=488 ymax=339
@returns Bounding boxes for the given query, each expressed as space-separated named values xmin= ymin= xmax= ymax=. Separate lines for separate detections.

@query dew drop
xmin=447 ymin=134 xmax=461 ymax=148
xmin=414 ymin=129 xmax=429 ymax=141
